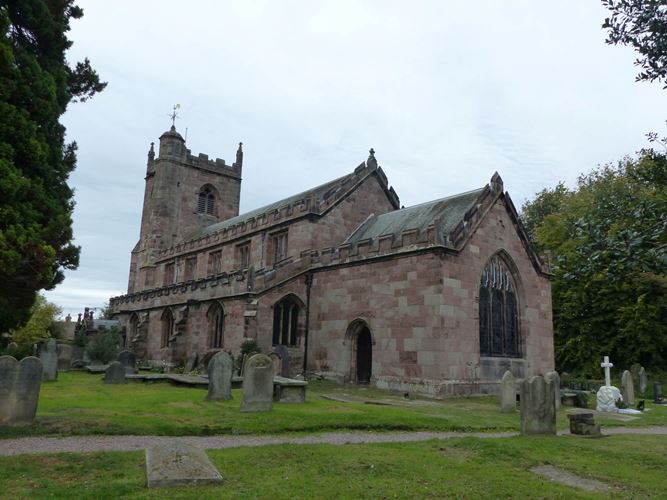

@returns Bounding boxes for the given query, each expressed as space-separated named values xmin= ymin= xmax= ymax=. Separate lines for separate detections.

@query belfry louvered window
xmin=479 ymin=256 xmax=520 ymax=357
xmin=197 ymin=185 xmax=215 ymax=215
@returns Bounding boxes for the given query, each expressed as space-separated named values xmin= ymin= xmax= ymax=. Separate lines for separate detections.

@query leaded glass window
xmin=479 ymin=256 xmax=520 ymax=357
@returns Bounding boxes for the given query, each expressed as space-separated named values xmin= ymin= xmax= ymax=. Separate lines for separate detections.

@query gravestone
xmin=567 ymin=412 xmax=601 ymax=437
xmin=269 ymin=352 xmax=282 ymax=377
xmin=520 ymin=375 xmax=556 ymax=435
xmin=145 ymin=442 xmax=223 ymax=488
xmin=638 ymin=367 xmax=647 ymax=396
xmin=621 ymin=370 xmax=635 ymax=406
xmin=240 ymin=352 xmax=259 ymax=376
xmin=499 ymin=370 xmax=516 ymax=413
xmin=0 ymin=355 xmax=43 ymax=425
xmin=654 ymin=382 xmax=665 ymax=404
xmin=6 ymin=342 xmax=18 ymax=355
xmin=57 ymin=344 xmax=73 ymax=371
xmin=596 ymin=355 xmax=621 ymax=412
xmin=206 ymin=351 xmax=233 ymax=401
xmin=274 ymin=345 xmax=290 ymax=377
xmin=545 ymin=371 xmax=561 ymax=410
xmin=240 ymin=353 xmax=274 ymax=412
xmin=104 ymin=361 xmax=126 ymax=384
xmin=560 ymin=372 xmax=569 ymax=389
xmin=184 ymin=353 xmax=198 ymax=374
xmin=117 ymin=350 xmax=136 ymax=374
xmin=630 ymin=363 xmax=641 ymax=385
xmin=40 ymin=339 xmax=58 ymax=381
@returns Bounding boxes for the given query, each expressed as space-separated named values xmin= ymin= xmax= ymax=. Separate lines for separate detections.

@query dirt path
xmin=1 ymin=426 xmax=666 ymax=457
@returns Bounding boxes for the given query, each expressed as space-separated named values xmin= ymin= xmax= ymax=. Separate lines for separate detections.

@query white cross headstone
xmin=601 ymin=356 xmax=613 ymax=387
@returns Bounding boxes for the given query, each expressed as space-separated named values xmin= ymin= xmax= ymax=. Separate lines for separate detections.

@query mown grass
xmin=1 ymin=434 xmax=666 ymax=498
xmin=1 ymin=371 xmax=666 ymax=438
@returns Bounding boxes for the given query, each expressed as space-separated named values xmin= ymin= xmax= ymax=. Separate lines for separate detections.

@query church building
xmin=109 ymin=125 xmax=554 ymax=395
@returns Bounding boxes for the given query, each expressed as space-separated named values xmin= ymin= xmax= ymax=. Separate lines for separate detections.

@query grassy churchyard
xmin=1 ymin=371 xmax=667 ymax=498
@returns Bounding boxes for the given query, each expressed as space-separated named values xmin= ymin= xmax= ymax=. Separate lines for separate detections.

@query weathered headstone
xmin=145 ymin=442 xmax=223 ymax=488
xmin=638 ymin=367 xmax=647 ymax=396
xmin=621 ymin=370 xmax=635 ymax=406
xmin=269 ymin=352 xmax=282 ymax=377
xmin=6 ymin=342 xmax=18 ymax=355
xmin=240 ymin=352 xmax=258 ymax=376
xmin=274 ymin=345 xmax=290 ymax=377
xmin=567 ymin=412 xmax=601 ymax=437
xmin=104 ymin=361 xmax=126 ymax=384
xmin=560 ymin=372 xmax=570 ymax=389
xmin=545 ymin=371 xmax=561 ymax=410
xmin=499 ymin=370 xmax=516 ymax=413
xmin=184 ymin=353 xmax=198 ymax=374
xmin=117 ymin=350 xmax=136 ymax=374
xmin=654 ymin=382 xmax=665 ymax=404
xmin=57 ymin=344 xmax=73 ymax=371
xmin=240 ymin=353 xmax=274 ymax=412
xmin=0 ymin=355 xmax=43 ymax=425
xmin=630 ymin=363 xmax=641 ymax=385
xmin=40 ymin=338 xmax=58 ymax=381
xmin=520 ymin=375 xmax=556 ymax=435
xmin=206 ymin=351 xmax=233 ymax=400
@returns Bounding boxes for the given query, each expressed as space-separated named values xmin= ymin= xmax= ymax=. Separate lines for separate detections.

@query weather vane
xmin=169 ymin=104 xmax=181 ymax=127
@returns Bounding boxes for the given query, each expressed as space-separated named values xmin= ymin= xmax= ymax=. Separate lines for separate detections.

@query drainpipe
xmin=303 ymin=272 xmax=313 ymax=377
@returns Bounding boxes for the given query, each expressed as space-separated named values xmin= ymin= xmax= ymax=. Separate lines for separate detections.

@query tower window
xmin=237 ymin=242 xmax=250 ymax=269
xmin=208 ymin=250 xmax=222 ymax=275
xmin=197 ymin=185 xmax=215 ymax=215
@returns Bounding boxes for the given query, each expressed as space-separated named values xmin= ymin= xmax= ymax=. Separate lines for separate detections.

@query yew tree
xmin=0 ymin=1 xmax=105 ymax=332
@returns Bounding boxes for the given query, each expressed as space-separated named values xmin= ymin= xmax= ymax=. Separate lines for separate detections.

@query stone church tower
xmin=127 ymin=126 xmax=243 ymax=293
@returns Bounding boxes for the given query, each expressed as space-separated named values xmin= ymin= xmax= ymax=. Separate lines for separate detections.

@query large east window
xmin=479 ymin=256 xmax=520 ymax=357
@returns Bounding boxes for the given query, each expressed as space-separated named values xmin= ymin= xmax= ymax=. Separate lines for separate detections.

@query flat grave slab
xmin=529 ymin=465 xmax=611 ymax=493
xmin=145 ymin=442 xmax=223 ymax=488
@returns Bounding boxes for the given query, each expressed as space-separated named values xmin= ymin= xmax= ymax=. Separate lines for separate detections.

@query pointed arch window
xmin=272 ymin=296 xmax=300 ymax=346
xmin=207 ymin=302 xmax=225 ymax=348
xmin=197 ymin=185 xmax=215 ymax=215
xmin=161 ymin=309 xmax=174 ymax=348
xmin=479 ymin=256 xmax=520 ymax=357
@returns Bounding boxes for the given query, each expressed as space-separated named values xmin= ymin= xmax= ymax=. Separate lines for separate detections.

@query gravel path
xmin=1 ymin=427 xmax=665 ymax=457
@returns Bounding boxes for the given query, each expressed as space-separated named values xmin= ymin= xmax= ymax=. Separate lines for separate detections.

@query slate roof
xmin=345 ymin=187 xmax=486 ymax=245
xmin=196 ymin=171 xmax=358 ymax=237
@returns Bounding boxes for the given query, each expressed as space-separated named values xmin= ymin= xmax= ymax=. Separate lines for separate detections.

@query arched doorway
xmin=356 ymin=327 xmax=372 ymax=384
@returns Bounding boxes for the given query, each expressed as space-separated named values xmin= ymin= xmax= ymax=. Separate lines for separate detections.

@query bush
xmin=85 ymin=327 xmax=121 ymax=364
xmin=240 ymin=339 xmax=260 ymax=355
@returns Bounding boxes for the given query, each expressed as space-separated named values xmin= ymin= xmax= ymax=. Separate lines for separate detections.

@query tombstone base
xmin=567 ymin=413 xmax=601 ymax=437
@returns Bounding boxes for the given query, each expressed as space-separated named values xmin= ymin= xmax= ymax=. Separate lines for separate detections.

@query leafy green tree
xmin=10 ymin=293 xmax=61 ymax=344
xmin=602 ymin=0 xmax=667 ymax=87
xmin=84 ymin=326 xmax=121 ymax=364
xmin=522 ymin=151 xmax=667 ymax=375
xmin=0 ymin=1 xmax=105 ymax=333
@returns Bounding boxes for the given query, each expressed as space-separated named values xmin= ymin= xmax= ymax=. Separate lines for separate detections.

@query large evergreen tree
xmin=0 ymin=1 xmax=105 ymax=332
xmin=521 ymin=152 xmax=667 ymax=375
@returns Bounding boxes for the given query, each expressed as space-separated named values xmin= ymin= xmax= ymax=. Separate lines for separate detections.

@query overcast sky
xmin=44 ymin=0 xmax=666 ymax=318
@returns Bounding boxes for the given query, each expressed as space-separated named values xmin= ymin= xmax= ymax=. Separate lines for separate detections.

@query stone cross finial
xmin=369 ymin=148 xmax=375 ymax=157
xmin=148 ymin=142 xmax=155 ymax=161
xmin=601 ymin=356 xmax=613 ymax=387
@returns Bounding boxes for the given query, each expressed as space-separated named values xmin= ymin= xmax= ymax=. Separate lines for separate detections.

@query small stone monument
xmin=499 ymin=370 xmax=516 ymax=413
xmin=596 ymin=356 xmax=621 ymax=412
xmin=274 ymin=345 xmax=290 ymax=377
xmin=545 ymin=371 xmax=561 ymax=410
xmin=269 ymin=352 xmax=282 ymax=377
xmin=567 ymin=412 xmax=601 ymax=437
xmin=630 ymin=363 xmax=641 ymax=384
xmin=638 ymin=367 xmax=647 ymax=396
xmin=145 ymin=442 xmax=223 ymax=488
xmin=206 ymin=351 xmax=233 ymax=401
xmin=184 ymin=353 xmax=198 ymax=374
xmin=240 ymin=353 xmax=274 ymax=412
xmin=117 ymin=350 xmax=136 ymax=374
xmin=621 ymin=370 xmax=635 ymax=406
xmin=6 ymin=342 xmax=18 ymax=355
xmin=0 ymin=356 xmax=43 ymax=425
xmin=104 ymin=361 xmax=126 ymax=384
xmin=40 ymin=339 xmax=58 ymax=381
xmin=654 ymin=382 xmax=665 ymax=404
xmin=520 ymin=375 xmax=556 ymax=435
